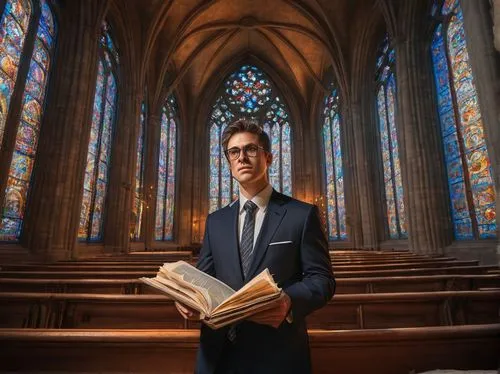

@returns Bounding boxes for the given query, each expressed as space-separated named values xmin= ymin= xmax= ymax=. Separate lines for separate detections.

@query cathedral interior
xmin=0 ymin=0 xmax=499 ymax=372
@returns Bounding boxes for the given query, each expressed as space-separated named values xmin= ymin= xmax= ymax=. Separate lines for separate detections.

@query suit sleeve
xmin=196 ymin=215 xmax=216 ymax=277
xmin=284 ymin=205 xmax=336 ymax=320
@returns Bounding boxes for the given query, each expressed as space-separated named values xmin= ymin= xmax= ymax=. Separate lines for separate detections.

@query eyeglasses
xmin=224 ymin=144 xmax=265 ymax=160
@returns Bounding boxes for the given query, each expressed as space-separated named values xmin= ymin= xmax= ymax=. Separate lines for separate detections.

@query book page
xmin=205 ymin=296 xmax=281 ymax=329
xmin=211 ymin=291 xmax=281 ymax=318
xmin=213 ymin=268 xmax=280 ymax=314
xmin=154 ymin=275 xmax=209 ymax=313
xmin=162 ymin=261 xmax=235 ymax=312
xmin=139 ymin=277 xmax=208 ymax=316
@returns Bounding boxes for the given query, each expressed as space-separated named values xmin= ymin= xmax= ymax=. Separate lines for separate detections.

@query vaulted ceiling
xmin=119 ymin=0 xmax=382 ymax=103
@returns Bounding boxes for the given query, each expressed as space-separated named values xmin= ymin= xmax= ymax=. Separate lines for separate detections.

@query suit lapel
xmin=245 ymin=190 xmax=287 ymax=282
xmin=226 ymin=200 xmax=244 ymax=286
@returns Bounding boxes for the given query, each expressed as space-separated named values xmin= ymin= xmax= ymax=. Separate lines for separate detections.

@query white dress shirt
xmin=238 ymin=183 xmax=273 ymax=249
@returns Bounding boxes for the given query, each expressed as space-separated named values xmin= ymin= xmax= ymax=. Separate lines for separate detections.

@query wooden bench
xmin=0 ymin=324 xmax=498 ymax=373
xmin=1 ymin=274 xmax=499 ymax=295
xmin=86 ymin=250 xmax=194 ymax=261
xmin=1 ymin=290 xmax=498 ymax=330
xmin=0 ymin=256 xmax=462 ymax=269
xmin=336 ymin=274 xmax=500 ymax=293
xmin=1 ymin=264 xmax=495 ymax=280
xmin=0 ymin=259 xmax=480 ymax=272
xmin=308 ymin=290 xmax=500 ymax=329
xmin=0 ymin=259 xmax=479 ymax=271
xmin=335 ymin=265 xmax=498 ymax=278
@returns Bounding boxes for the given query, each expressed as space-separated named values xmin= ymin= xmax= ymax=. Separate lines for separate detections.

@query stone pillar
xmin=142 ymin=113 xmax=161 ymax=249
xmin=394 ymin=0 xmax=450 ymax=254
xmin=494 ymin=0 xmax=500 ymax=52
xmin=174 ymin=91 xmax=195 ymax=247
xmin=22 ymin=0 xmax=109 ymax=260
xmin=348 ymin=23 xmax=383 ymax=249
xmin=348 ymin=92 xmax=380 ymax=249
xmin=103 ymin=74 xmax=141 ymax=253
xmin=343 ymin=103 xmax=370 ymax=248
xmin=460 ymin=0 xmax=500 ymax=262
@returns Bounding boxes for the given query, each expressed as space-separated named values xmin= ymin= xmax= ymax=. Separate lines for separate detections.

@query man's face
xmin=226 ymin=132 xmax=272 ymax=185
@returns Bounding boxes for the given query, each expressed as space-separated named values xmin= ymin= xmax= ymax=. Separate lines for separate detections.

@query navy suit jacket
xmin=195 ymin=190 xmax=335 ymax=374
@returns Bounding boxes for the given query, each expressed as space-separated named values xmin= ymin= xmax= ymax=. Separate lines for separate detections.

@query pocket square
xmin=269 ymin=240 xmax=293 ymax=246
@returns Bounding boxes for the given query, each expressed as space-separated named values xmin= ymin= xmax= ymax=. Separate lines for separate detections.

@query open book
xmin=139 ymin=261 xmax=282 ymax=329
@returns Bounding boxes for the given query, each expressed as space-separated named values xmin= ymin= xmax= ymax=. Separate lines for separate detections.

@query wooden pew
xmin=0 ymin=264 xmax=496 ymax=279
xmin=1 ymin=290 xmax=499 ymax=330
xmin=58 ymin=256 xmax=457 ymax=265
xmin=307 ymin=290 xmax=500 ymax=329
xmin=86 ymin=250 xmax=194 ymax=262
xmin=0 ymin=259 xmax=480 ymax=272
xmin=336 ymin=274 xmax=500 ymax=293
xmin=0 ymin=256 xmax=462 ymax=269
xmin=0 ymin=325 xmax=498 ymax=374
xmin=335 ymin=265 xmax=498 ymax=277
xmin=1 ymin=274 xmax=500 ymax=294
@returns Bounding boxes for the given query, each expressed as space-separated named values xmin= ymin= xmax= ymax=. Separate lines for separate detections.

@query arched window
xmin=321 ymin=82 xmax=346 ymax=241
xmin=78 ymin=21 xmax=118 ymax=241
xmin=375 ymin=36 xmax=407 ymax=240
xmin=208 ymin=65 xmax=292 ymax=213
xmin=431 ymin=0 xmax=496 ymax=239
xmin=0 ymin=0 xmax=57 ymax=241
xmin=132 ymin=99 xmax=146 ymax=241
xmin=155 ymin=95 xmax=178 ymax=241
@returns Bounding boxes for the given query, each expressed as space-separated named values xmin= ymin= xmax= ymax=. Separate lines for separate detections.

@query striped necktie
xmin=240 ymin=200 xmax=258 ymax=278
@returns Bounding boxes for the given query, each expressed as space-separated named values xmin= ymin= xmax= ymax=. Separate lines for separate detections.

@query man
xmin=176 ymin=119 xmax=335 ymax=374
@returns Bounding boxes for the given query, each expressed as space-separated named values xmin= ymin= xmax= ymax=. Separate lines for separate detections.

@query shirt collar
xmin=239 ymin=184 xmax=273 ymax=215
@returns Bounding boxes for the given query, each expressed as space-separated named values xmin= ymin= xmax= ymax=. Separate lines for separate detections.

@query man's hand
xmin=247 ymin=292 xmax=292 ymax=328
xmin=175 ymin=302 xmax=201 ymax=320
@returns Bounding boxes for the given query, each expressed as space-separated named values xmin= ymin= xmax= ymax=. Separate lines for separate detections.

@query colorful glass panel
xmin=0 ymin=0 xmax=32 ymax=149
xmin=208 ymin=96 xmax=236 ymax=213
xmin=155 ymin=95 xmax=177 ymax=241
xmin=264 ymin=97 xmax=292 ymax=196
xmin=0 ymin=0 xmax=57 ymax=242
xmin=431 ymin=2 xmax=496 ymax=239
xmin=376 ymin=38 xmax=407 ymax=239
xmin=209 ymin=66 xmax=292 ymax=213
xmin=225 ymin=65 xmax=271 ymax=114
xmin=321 ymin=86 xmax=347 ymax=241
xmin=78 ymin=22 xmax=118 ymax=241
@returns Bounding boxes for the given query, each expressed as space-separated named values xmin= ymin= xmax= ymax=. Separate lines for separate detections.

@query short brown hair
xmin=221 ymin=119 xmax=271 ymax=153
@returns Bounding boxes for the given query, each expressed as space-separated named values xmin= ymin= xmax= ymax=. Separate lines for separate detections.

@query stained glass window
xmin=376 ymin=36 xmax=407 ymax=239
xmin=78 ymin=21 xmax=118 ymax=241
xmin=0 ymin=0 xmax=57 ymax=242
xmin=209 ymin=65 xmax=292 ymax=213
xmin=431 ymin=0 xmax=496 ymax=239
xmin=132 ymin=100 xmax=146 ymax=241
xmin=321 ymin=83 xmax=346 ymax=241
xmin=0 ymin=0 xmax=32 ymax=148
xmin=155 ymin=95 xmax=177 ymax=241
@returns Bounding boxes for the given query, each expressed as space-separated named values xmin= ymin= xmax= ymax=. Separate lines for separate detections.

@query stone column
xmin=348 ymin=23 xmax=383 ymax=249
xmin=174 ymin=91 xmax=195 ymax=246
xmin=142 ymin=113 xmax=161 ymax=249
xmin=394 ymin=0 xmax=450 ymax=254
xmin=460 ymin=0 xmax=500 ymax=262
xmin=343 ymin=103 xmax=370 ymax=248
xmin=348 ymin=90 xmax=380 ymax=249
xmin=494 ymin=0 xmax=500 ymax=52
xmin=22 ymin=0 xmax=109 ymax=260
xmin=103 ymin=74 xmax=141 ymax=253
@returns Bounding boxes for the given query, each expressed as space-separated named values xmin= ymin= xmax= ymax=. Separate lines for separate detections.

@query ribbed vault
xmin=112 ymin=0 xmax=381 ymax=107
